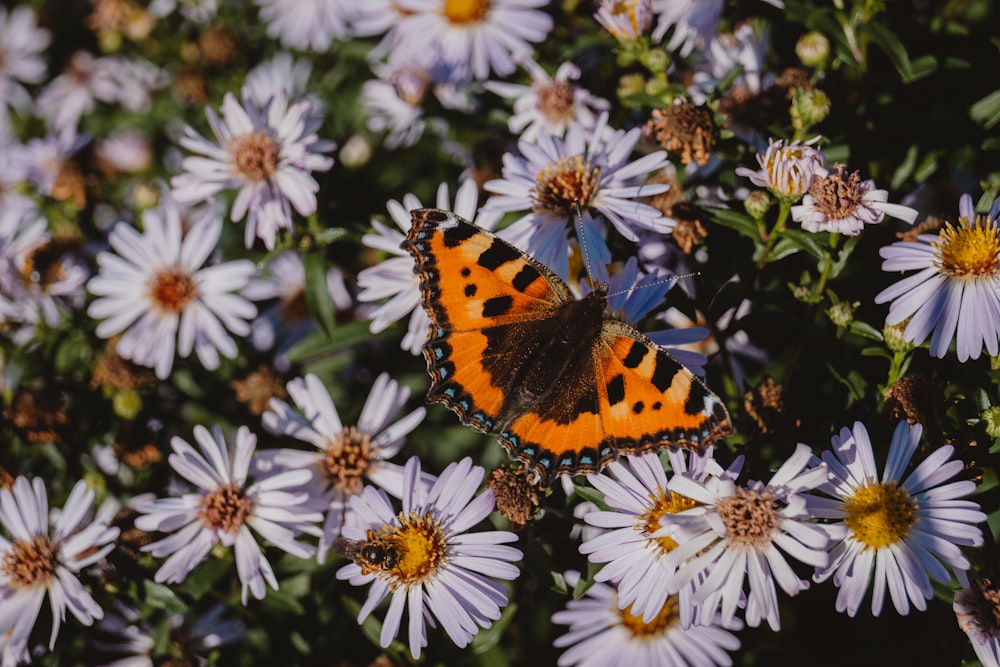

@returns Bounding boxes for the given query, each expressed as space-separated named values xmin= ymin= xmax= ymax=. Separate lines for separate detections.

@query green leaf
xmin=572 ymin=560 xmax=604 ymax=600
xmin=891 ymin=144 xmax=919 ymax=191
xmin=971 ymin=88 xmax=1000 ymax=129
xmin=472 ymin=602 xmax=518 ymax=654
xmin=143 ymin=580 xmax=189 ymax=614
xmin=571 ymin=483 xmax=610 ymax=511
xmin=866 ymin=22 xmax=913 ymax=81
xmin=849 ymin=320 xmax=884 ymax=341
xmin=781 ymin=229 xmax=825 ymax=261
xmin=828 ymin=234 xmax=860 ymax=280
xmin=704 ymin=206 xmax=760 ymax=241
xmin=304 ymin=250 xmax=337 ymax=340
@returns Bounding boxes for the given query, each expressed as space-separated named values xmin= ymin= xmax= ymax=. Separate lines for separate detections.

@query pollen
xmin=844 ymin=481 xmax=917 ymax=550
xmin=147 ymin=269 xmax=197 ymax=313
xmin=536 ymin=80 xmax=576 ymax=123
xmin=530 ymin=155 xmax=602 ymax=215
xmin=443 ymin=0 xmax=490 ymax=24
xmin=199 ymin=483 xmax=253 ymax=534
xmin=1 ymin=536 xmax=57 ymax=589
xmin=381 ymin=512 xmax=448 ymax=587
xmin=716 ymin=486 xmax=781 ymax=548
xmin=638 ymin=489 xmax=697 ymax=556
xmin=808 ymin=165 xmax=865 ymax=219
xmin=932 ymin=216 xmax=1000 ymax=279
xmin=618 ymin=596 xmax=681 ymax=637
xmin=320 ymin=426 xmax=372 ymax=496
xmin=228 ymin=130 xmax=279 ymax=182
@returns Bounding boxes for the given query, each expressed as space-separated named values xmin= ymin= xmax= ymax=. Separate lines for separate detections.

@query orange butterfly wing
xmin=402 ymin=208 xmax=732 ymax=484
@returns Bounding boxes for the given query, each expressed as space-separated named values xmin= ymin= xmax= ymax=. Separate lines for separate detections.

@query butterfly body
xmin=403 ymin=208 xmax=731 ymax=484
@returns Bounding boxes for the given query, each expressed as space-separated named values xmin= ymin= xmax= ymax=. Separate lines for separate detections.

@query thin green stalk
xmin=756 ymin=199 xmax=791 ymax=268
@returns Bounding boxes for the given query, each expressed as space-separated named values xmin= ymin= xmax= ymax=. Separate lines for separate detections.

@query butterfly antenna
xmin=605 ymin=271 xmax=701 ymax=300
xmin=574 ymin=201 xmax=597 ymax=286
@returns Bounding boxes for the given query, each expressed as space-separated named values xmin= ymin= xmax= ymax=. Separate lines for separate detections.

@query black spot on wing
xmin=651 ymin=358 xmax=678 ymax=392
xmin=460 ymin=267 xmax=471 ymax=277
xmin=512 ymin=264 xmax=541 ymax=293
xmin=482 ymin=295 xmax=514 ymax=318
xmin=632 ymin=401 xmax=644 ymax=414
xmin=442 ymin=221 xmax=478 ymax=247
xmin=607 ymin=374 xmax=625 ymax=405
xmin=477 ymin=238 xmax=522 ymax=270
xmin=684 ymin=386 xmax=707 ymax=416
xmin=464 ymin=284 xmax=477 ymax=297
xmin=622 ymin=340 xmax=647 ymax=369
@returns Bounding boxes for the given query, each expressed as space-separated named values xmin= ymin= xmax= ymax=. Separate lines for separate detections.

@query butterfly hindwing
xmin=597 ymin=322 xmax=731 ymax=454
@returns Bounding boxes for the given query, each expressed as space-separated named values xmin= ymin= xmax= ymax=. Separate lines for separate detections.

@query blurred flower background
xmin=1 ymin=0 xmax=1000 ymax=665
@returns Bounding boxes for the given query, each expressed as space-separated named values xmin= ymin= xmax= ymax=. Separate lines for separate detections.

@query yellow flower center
xmin=932 ymin=216 xmax=1000 ymax=279
xmin=844 ymin=481 xmax=917 ymax=550
xmin=372 ymin=512 xmax=448 ymax=588
xmin=638 ymin=489 xmax=697 ymax=556
xmin=760 ymin=142 xmax=818 ymax=198
xmin=148 ymin=269 xmax=197 ymax=313
xmin=443 ymin=0 xmax=490 ymax=24
xmin=530 ymin=155 xmax=602 ymax=215
xmin=319 ymin=426 xmax=372 ymax=496
xmin=618 ymin=596 xmax=680 ymax=637
xmin=228 ymin=130 xmax=279 ymax=182
xmin=1 ymin=536 xmax=56 ymax=589
xmin=199 ymin=483 xmax=253 ymax=534
xmin=716 ymin=486 xmax=780 ymax=548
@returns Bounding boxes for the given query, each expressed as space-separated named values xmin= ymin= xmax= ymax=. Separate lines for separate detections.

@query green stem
xmin=813 ymin=233 xmax=842 ymax=297
xmin=756 ymin=199 xmax=791 ymax=269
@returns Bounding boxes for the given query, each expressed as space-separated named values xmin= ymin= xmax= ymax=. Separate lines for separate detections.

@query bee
xmin=332 ymin=530 xmax=404 ymax=573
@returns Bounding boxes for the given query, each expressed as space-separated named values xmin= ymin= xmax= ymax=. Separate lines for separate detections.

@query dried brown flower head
xmin=486 ymin=468 xmax=539 ymax=530
xmin=742 ymin=376 xmax=799 ymax=437
xmin=884 ymin=374 xmax=944 ymax=435
xmin=646 ymin=102 xmax=715 ymax=166
xmin=232 ymin=365 xmax=288 ymax=416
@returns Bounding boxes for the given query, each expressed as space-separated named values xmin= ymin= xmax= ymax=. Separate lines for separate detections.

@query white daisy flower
xmin=357 ymin=178 xmax=500 ymax=355
xmin=86 ymin=196 xmax=257 ymax=379
xmin=253 ymin=0 xmax=354 ymax=51
xmin=875 ymin=194 xmax=1000 ymax=362
xmin=791 ymin=165 xmax=918 ymax=235
xmin=811 ymin=421 xmax=985 ymax=617
xmin=552 ymin=570 xmax=742 ymax=667
xmin=243 ymin=52 xmax=314 ymax=109
xmin=580 ymin=450 xmax=741 ymax=628
xmin=651 ymin=0 xmax=722 ymax=56
xmin=337 ymin=456 xmax=522 ymax=659
xmin=659 ymin=443 xmax=832 ymax=630
xmin=735 ymin=136 xmax=826 ymax=201
xmin=134 ymin=425 xmax=324 ymax=605
xmin=394 ymin=0 xmax=553 ymax=80
xmin=0 ymin=6 xmax=50 ymax=126
xmin=594 ymin=0 xmax=653 ymax=41
xmin=0 ymin=477 xmax=119 ymax=664
xmin=483 ymin=112 xmax=672 ymax=280
xmin=486 ymin=60 xmax=610 ymax=143
xmin=170 ymin=91 xmax=335 ymax=250
xmin=261 ymin=372 xmax=426 ymax=563
xmin=35 ymin=51 xmax=120 ymax=132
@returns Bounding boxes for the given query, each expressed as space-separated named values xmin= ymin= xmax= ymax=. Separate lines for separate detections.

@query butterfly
xmin=402 ymin=208 xmax=732 ymax=485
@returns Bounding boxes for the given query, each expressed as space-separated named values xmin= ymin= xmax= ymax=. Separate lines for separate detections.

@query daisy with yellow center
xmin=580 ymin=450 xmax=739 ymax=627
xmin=0 ymin=477 xmax=119 ymax=663
xmin=394 ymin=0 xmax=552 ymax=80
xmin=736 ymin=136 xmax=826 ymax=201
xmin=336 ymin=457 xmax=521 ymax=660
xmin=552 ymin=570 xmax=741 ymax=667
xmin=87 ymin=195 xmax=257 ymax=380
xmin=134 ymin=425 xmax=324 ymax=605
xmin=261 ymin=372 xmax=426 ymax=564
xmin=593 ymin=0 xmax=653 ymax=41
xmin=659 ymin=443 xmax=832 ymax=631
xmin=875 ymin=193 xmax=1000 ymax=361
xmin=811 ymin=421 xmax=984 ymax=617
